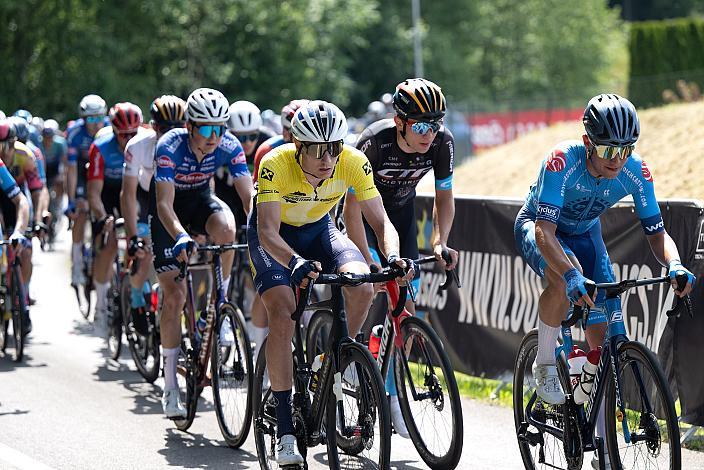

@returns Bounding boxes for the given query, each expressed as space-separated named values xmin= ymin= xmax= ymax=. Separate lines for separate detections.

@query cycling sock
xmin=95 ymin=282 xmax=110 ymax=310
xmin=386 ymin=362 xmax=397 ymax=396
xmin=537 ymin=318 xmax=560 ymax=365
xmin=71 ymin=242 xmax=82 ymax=265
xmin=130 ymin=286 xmax=146 ymax=309
xmin=163 ymin=347 xmax=180 ymax=391
xmin=273 ymin=389 xmax=294 ymax=438
xmin=222 ymin=276 xmax=230 ymax=296
xmin=249 ymin=325 xmax=269 ymax=363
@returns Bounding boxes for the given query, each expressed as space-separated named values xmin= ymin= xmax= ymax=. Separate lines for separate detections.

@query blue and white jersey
xmin=66 ymin=117 xmax=110 ymax=165
xmin=524 ymin=140 xmax=664 ymax=236
xmin=154 ymin=128 xmax=248 ymax=191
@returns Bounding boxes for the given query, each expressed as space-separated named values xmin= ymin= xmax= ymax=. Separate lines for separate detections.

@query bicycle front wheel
xmin=394 ymin=316 xmax=463 ymax=469
xmin=106 ymin=278 xmax=122 ymax=360
xmin=211 ymin=302 xmax=253 ymax=448
xmin=513 ymin=329 xmax=573 ymax=470
xmin=605 ymin=340 xmax=681 ymax=469
xmin=326 ymin=341 xmax=391 ymax=470
xmin=11 ymin=265 xmax=26 ymax=362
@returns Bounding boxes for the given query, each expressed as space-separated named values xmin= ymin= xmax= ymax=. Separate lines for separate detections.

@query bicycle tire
xmin=513 ymin=329 xmax=573 ymax=470
xmin=604 ymin=340 xmax=681 ymax=469
xmin=304 ymin=309 xmax=333 ymax=365
xmin=106 ymin=274 xmax=122 ymax=360
xmin=212 ymin=302 xmax=254 ymax=448
xmin=0 ymin=313 xmax=7 ymax=353
xmin=394 ymin=316 xmax=463 ymax=469
xmin=123 ymin=288 xmax=161 ymax=384
xmin=11 ymin=265 xmax=26 ymax=362
xmin=174 ymin=346 xmax=199 ymax=432
xmin=326 ymin=341 xmax=391 ymax=470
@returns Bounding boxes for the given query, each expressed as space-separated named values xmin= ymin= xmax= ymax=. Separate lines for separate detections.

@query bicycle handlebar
xmin=174 ymin=242 xmax=249 ymax=281
xmin=564 ymin=273 xmax=693 ymax=329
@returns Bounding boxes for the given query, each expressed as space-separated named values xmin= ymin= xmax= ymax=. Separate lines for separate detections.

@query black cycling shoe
xmin=131 ymin=307 xmax=149 ymax=336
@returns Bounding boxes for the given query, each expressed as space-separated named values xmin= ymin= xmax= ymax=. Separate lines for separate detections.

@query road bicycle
xmin=514 ymin=273 xmax=691 ymax=469
xmin=305 ymin=253 xmax=464 ymax=469
xmin=252 ymin=266 xmax=407 ymax=469
xmin=173 ymin=242 xmax=254 ymax=448
xmin=0 ymin=239 xmax=29 ymax=362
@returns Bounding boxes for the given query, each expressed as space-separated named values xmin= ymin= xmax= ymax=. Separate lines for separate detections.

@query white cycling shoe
xmin=532 ymin=361 xmax=566 ymax=405
xmin=219 ymin=317 xmax=235 ymax=346
xmin=162 ymin=389 xmax=187 ymax=419
xmin=591 ymin=453 xmax=611 ymax=469
xmin=390 ymin=395 xmax=410 ymax=438
xmin=276 ymin=434 xmax=304 ymax=466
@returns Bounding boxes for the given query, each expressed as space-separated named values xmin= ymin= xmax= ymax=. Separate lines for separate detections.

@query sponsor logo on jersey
xmin=230 ymin=149 xmax=246 ymax=165
xmin=157 ymin=155 xmax=175 ymax=169
xmin=641 ymin=160 xmax=653 ymax=182
xmin=273 ymin=273 xmax=284 ymax=281
xmin=644 ymin=219 xmax=664 ymax=234
xmin=260 ymin=167 xmax=274 ymax=182
xmin=175 ymin=172 xmax=207 ymax=183
xmin=536 ymin=203 xmax=560 ymax=223
xmin=546 ymin=150 xmax=566 ymax=172
xmin=362 ymin=161 xmax=372 ymax=175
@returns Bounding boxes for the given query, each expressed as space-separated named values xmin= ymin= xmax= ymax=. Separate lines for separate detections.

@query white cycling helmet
xmin=186 ymin=88 xmax=230 ymax=123
xmin=290 ymin=100 xmax=348 ymax=143
xmin=79 ymin=94 xmax=107 ymax=117
xmin=43 ymin=119 xmax=60 ymax=136
xmin=0 ymin=110 xmax=5 ymax=120
xmin=227 ymin=100 xmax=262 ymax=133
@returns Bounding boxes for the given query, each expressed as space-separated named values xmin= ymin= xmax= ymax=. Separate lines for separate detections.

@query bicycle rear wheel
xmin=106 ymin=274 xmax=122 ymax=360
xmin=124 ymin=307 xmax=161 ymax=383
xmin=605 ymin=340 xmax=681 ymax=469
xmin=513 ymin=329 xmax=573 ymax=470
xmin=305 ymin=309 xmax=333 ymax=365
xmin=212 ymin=302 xmax=253 ymax=448
xmin=394 ymin=316 xmax=463 ymax=469
xmin=11 ymin=265 xmax=26 ymax=362
xmin=174 ymin=345 xmax=199 ymax=432
xmin=326 ymin=342 xmax=391 ymax=470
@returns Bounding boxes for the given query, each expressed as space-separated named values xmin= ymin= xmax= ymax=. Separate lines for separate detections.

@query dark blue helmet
xmin=8 ymin=116 xmax=30 ymax=143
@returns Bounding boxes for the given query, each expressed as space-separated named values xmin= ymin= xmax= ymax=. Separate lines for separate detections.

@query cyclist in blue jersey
xmin=153 ymin=88 xmax=254 ymax=419
xmin=87 ymin=102 xmax=144 ymax=331
xmin=514 ymin=94 xmax=695 ymax=469
xmin=67 ymin=95 xmax=109 ymax=287
xmin=0 ymin=121 xmax=32 ymax=333
xmin=41 ymin=119 xmax=67 ymax=231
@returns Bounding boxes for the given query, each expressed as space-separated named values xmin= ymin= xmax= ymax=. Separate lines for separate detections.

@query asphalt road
xmin=0 ymin=229 xmax=702 ymax=469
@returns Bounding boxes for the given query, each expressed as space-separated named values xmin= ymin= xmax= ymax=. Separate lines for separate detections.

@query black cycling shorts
xmin=91 ymin=182 xmax=122 ymax=236
xmin=214 ymin=173 xmax=247 ymax=234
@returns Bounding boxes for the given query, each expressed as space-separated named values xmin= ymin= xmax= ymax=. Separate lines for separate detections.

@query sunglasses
xmin=301 ymin=141 xmax=343 ymax=160
xmin=236 ymin=132 xmax=259 ymax=143
xmin=116 ymin=131 xmax=138 ymax=140
xmin=194 ymin=124 xmax=226 ymax=138
xmin=407 ymin=119 xmax=442 ymax=135
xmin=592 ymin=143 xmax=634 ymax=161
xmin=85 ymin=115 xmax=105 ymax=124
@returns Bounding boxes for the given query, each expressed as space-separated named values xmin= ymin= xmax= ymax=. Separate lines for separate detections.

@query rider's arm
xmin=86 ymin=144 xmax=107 ymax=220
xmin=11 ymin=192 xmax=30 ymax=235
xmin=22 ymin=154 xmax=47 ymax=224
xmin=357 ymin=195 xmax=400 ymax=261
xmin=646 ymin=230 xmax=683 ymax=267
xmin=343 ymin=191 xmax=376 ymax=265
xmin=233 ymin=175 xmax=253 ymax=216
xmin=257 ymin=200 xmax=299 ymax=266
xmin=156 ymin=181 xmax=188 ymax=239
xmin=120 ymin=174 xmax=139 ymax=239
xmin=432 ymin=188 xmax=457 ymax=267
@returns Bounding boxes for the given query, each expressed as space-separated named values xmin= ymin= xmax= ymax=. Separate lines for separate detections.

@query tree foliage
xmin=0 ymin=0 xmax=624 ymax=121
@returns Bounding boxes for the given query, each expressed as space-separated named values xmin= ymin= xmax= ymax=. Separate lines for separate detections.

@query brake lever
xmin=581 ymin=281 xmax=597 ymax=329
xmin=667 ymin=272 xmax=694 ymax=319
xmin=439 ymin=249 xmax=461 ymax=290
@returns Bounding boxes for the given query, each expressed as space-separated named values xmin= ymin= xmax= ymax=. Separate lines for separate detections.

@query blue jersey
xmin=67 ymin=118 xmax=110 ymax=165
xmin=87 ymin=132 xmax=126 ymax=185
xmin=154 ymin=128 xmax=248 ymax=191
xmin=524 ymin=140 xmax=664 ymax=236
xmin=0 ymin=160 xmax=21 ymax=200
xmin=42 ymin=135 xmax=68 ymax=167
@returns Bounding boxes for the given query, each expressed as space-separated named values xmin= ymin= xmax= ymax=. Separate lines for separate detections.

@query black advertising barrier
xmin=411 ymin=194 xmax=704 ymax=425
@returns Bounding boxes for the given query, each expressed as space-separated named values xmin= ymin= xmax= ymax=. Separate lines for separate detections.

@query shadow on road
xmin=159 ymin=427 xmax=258 ymax=467
xmin=0 ymin=351 xmax=48 ymax=371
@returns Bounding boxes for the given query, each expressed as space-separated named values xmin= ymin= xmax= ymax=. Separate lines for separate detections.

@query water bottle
xmin=574 ymin=347 xmax=601 ymax=404
xmin=368 ymin=324 xmax=383 ymax=359
xmin=196 ymin=310 xmax=208 ymax=337
xmin=309 ymin=353 xmax=325 ymax=392
xmin=567 ymin=346 xmax=587 ymax=394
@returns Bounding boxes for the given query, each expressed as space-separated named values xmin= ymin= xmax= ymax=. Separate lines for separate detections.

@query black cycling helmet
xmin=583 ymin=94 xmax=640 ymax=146
xmin=150 ymin=95 xmax=186 ymax=128
xmin=393 ymin=78 xmax=446 ymax=121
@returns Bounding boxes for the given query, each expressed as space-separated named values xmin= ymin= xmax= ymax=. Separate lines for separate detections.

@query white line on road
xmin=0 ymin=442 xmax=56 ymax=470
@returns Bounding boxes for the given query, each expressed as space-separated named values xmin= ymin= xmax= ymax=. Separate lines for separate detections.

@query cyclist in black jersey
xmin=344 ymin=78 xmax=459 ymax=438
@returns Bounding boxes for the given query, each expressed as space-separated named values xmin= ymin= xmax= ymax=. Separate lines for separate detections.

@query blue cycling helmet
xmin=13 ymin=109 xmax=33 ymax=124
xmin=583 ymin=94 xmax=640 ymax=146
xmin=8 ymin=116 xmax=29 ymax=143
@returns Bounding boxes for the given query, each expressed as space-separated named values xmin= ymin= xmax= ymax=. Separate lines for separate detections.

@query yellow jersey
xmin=257 ymin=144 xmax=379 ymax=226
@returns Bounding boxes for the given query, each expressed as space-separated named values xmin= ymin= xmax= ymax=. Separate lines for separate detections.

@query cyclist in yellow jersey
xmin=248 ymin=100 xmax=413 ymax=466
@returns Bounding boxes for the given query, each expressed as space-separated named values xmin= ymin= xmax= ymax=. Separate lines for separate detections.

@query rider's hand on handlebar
xmin=388 ymin=254 xmax=416 ymax=283
xmin=668 ymin=260 xmax=695 ymax=297
xmin=563 ymin=268 xmax=595 ymax=308
xmin=434 ymin=244 xmax=458 ymax=270
xmin=9 ymin=230 xmax=30 ymax=252
xmin=127 ymin=235 xmax=146 ymax=259
xmin=289 ymin=255 xmax=321 ymax=289
xmin=172 ymin=233 xmax=194 ymax=263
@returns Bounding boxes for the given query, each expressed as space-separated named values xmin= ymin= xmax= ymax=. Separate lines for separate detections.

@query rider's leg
xmin=71 ymin=200 xmax=89 ymax=283
xmin=261 ymin=285 xmax=297 ymax=437
xmin=20 ymin=246 xmax=32 ymax=289
xmin=339 ymin=260 xmax=374 ymax=337
xmin=250 ymin=294 xmax=269 ymax=362
xmin=157 ymin=270 xmax=187 ymax=390
xmin=205 ymin=208 xmax=236 ymax=289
